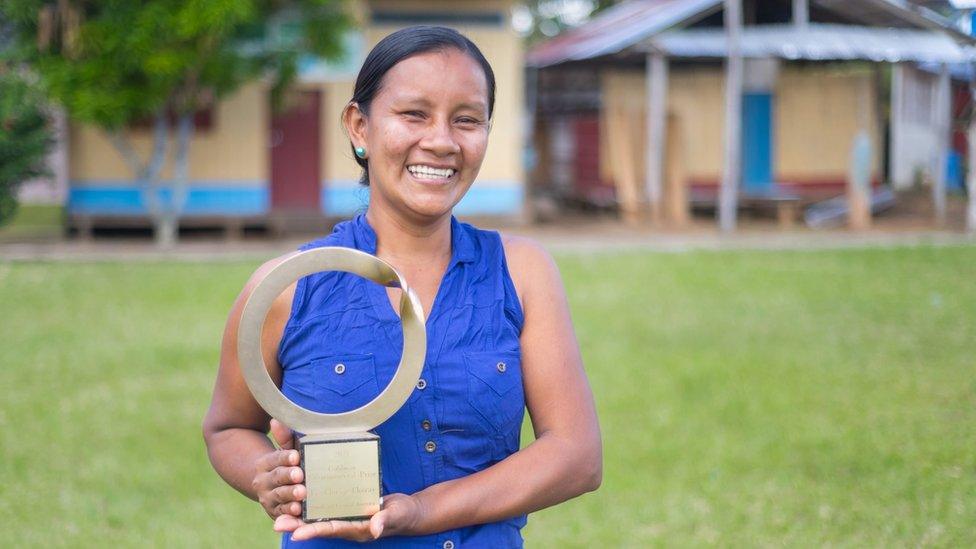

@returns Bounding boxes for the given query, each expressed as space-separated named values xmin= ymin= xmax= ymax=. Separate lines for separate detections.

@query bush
xmin=0 ymin=69 xmax=52 ymax=227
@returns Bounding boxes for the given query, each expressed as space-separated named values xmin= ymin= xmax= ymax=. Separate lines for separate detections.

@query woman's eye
xmin=403 ymin=111 xmax=425 ymax=119
xmin=456 ymin=117 xmax=483 ymax=126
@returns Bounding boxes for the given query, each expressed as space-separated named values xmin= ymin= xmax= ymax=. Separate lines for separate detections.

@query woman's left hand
xmin=274 ymin=492 xmax=426 ymax=542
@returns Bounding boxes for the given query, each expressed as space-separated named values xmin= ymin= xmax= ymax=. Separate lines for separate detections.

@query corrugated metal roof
xmin=527 ymin=0 xmax=976 ymax=68
xmin=918 ymin=60 xmax=976 ymax=79
xmin=650 ymin=23 xmax=976 ymax=62
xmin=526 ymin=0 xmax=721 ymax=67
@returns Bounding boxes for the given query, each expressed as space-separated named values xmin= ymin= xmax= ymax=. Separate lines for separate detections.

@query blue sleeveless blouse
xmin=277 ymin=214 xmax=527 ymax=548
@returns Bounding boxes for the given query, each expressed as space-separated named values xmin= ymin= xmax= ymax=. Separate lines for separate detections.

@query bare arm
xmin=202 ymin=254 xmax=304 ymax=516
xmin=407 ymin=236 xmax=602 ymax=532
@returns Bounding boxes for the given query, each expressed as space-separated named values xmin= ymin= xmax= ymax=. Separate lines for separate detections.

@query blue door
xmin=742 ymin=92 xmax=773 ymax=194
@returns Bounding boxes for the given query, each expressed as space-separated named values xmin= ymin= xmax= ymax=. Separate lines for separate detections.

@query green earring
xmin=354 ymin=146 xmax=367 ymax=159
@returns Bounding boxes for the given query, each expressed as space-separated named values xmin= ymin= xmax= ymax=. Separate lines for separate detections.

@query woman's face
xmin=345 ymin=48 xmax=490 ymax=222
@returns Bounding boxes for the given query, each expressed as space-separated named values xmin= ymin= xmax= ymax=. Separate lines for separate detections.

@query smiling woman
xmin=343 ymin=46 xmax=491 ymax=222
xmin=202 ymin=26 xmax=602 ymax=548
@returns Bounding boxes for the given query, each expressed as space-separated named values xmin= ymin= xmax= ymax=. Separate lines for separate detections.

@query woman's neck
xmin=365 ymin=206 xmax=452 ymax=266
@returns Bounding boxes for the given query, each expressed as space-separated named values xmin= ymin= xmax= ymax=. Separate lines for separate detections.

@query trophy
xmin=236 ymin=247 xmax=426 ymax=522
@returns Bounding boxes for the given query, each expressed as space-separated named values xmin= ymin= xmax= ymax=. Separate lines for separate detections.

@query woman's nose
xmin=421 ymin=119 xmax=461 ymax=156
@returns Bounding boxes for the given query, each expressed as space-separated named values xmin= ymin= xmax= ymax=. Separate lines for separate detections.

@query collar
xmin=353 ymin=214 xmax=476 ymax=267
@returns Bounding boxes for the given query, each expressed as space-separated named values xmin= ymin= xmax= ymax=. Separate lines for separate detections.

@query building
xmin=65 ymin=0 xmax=524 ymax=236
xmin=527 ymin=0 xmax=976 ymax=227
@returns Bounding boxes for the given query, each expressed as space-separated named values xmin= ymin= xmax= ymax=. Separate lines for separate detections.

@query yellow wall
xmin=70 ymin=82 xmax=268 ymax=186
xmin=320 ymin=79 xmax=357 ymax=184
xmin=668 ymin=68 xmax=727 ymax=184
xmin=69 ymin=0 xmax=524 ymax=196
xmin=776 ymin=66 xmax=881 ymax=183
xmin=365 ymin=1 xmax=523 ymax=188
xmin=598 ymin=64 xmax=882 ymax=190
xmin=600 ymin=71 xmax=647 ymax=209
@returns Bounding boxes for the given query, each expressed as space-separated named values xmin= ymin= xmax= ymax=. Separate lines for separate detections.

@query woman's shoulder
xmin=500 ymin=233 xmax=552 ymax=269
xmin=498 ymin=232 xmax=562 ymax=307
xmin=455 ymin=220 xmax=552 ymax=267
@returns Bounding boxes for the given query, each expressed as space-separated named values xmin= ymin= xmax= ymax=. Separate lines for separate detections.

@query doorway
xmin=270 ymin=90 xmax=322 ymax=213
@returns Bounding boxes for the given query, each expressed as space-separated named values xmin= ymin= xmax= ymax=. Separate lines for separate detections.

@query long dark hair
xmin=348 ymin=25 xmax=496 ymax=186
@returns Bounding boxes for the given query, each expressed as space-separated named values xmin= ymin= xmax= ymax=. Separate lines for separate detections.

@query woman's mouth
xmin=407 ymin=164 xmax=457 ymax=181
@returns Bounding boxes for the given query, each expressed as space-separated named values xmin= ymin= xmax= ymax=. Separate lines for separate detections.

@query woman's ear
xmin=342 ymin=102 xmax=368 ymax=149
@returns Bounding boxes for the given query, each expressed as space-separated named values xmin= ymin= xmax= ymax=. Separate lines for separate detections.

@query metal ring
xmin=237 ymin=247 xmax=426 ymax=434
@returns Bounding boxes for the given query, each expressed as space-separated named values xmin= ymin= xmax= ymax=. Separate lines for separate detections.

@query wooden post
xmin=793 ymin=0 xmax=808 ymax=28
xmin=719 ymin=0 xmax=744 ymax=232
xmin=889 ymin=64 xmax=905 ymax=189
xmin=665 ymin=113 xmax=689 ymax=227
xmin=933 ymin=64 xmax=950 ymax=226
xmin=848 ymin=132 xmax=873 ymax=230
xmin=646 ymin=51 xmax=668 ymax=225
xmin=847 ymin=74 xmax=874 ymax=230
xmin=968 ymin=81 xmax=976 ymax=233
xmin=607 ymin=104 xmax=642 ymax=225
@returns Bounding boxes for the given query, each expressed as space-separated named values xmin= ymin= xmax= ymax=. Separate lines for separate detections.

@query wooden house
xmin=66 ymin=0 xmax=525 ymax=236
xmin=527 ymin=0 xmax=976 ymax=227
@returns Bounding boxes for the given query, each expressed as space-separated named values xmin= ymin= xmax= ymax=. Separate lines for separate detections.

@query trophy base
xmin=300 ymin=432 xmax=381 ymax=522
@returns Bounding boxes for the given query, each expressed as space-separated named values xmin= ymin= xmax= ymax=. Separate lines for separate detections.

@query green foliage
xmin=0 ymin=70 xmax=52 ymax=226
xmin=3 ymin=0 xmax=351 ymax=128
xmin=1 ymin=245 xmax=975 ymax=546
xmin=517 ymin=0 xmax=624 ymax=44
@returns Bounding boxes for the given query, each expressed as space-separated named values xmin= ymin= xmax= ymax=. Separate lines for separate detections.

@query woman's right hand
xmin=253 ymin=419 xmax=306 ymax=519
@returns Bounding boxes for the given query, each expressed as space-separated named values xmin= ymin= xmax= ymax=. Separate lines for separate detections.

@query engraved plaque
xmin=302 ymin=434 xmax=382 ymax=521
xmin=237 ymin=247 xmax=426 ymax=522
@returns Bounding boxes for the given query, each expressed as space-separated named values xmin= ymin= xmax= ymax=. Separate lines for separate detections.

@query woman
xmin=203 ymin=26 xmax=601 ymax=547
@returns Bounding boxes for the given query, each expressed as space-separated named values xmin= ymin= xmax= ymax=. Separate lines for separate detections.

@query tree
xmin=0 ymin=69 xmax=52 ymax=227
xmin=515 ymin=0 xmax=624 ymax=44
xmin=3 ymin=0 xmax=350 ymax=246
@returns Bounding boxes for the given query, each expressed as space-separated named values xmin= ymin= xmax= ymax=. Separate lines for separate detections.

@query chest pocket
xmin=465 ymin=350 xmax=525 ymax=433
xmin=310 ymin=354 xmax=379 ymax=413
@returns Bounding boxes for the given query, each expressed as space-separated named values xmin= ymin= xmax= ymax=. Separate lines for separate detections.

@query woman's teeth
xmin=408 ymin=165 xmax=456 ymax=180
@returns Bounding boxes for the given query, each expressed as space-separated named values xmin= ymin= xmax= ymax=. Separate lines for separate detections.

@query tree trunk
xmin=968 ymin=114 xmax=976 ymax=233
xmin=156 ymin=215 xmax=178 ymax=248
xmin=153 ymin=112 xmax=195 ymax=248
xmin=109 ymin=111 xmax=175 ymax=246
xmin=145 ymin=111 xmax=169 ymax=222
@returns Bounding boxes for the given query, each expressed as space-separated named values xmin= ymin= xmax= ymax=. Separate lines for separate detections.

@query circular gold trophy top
xmin=237 ymin=247 xmax=427 ymax=435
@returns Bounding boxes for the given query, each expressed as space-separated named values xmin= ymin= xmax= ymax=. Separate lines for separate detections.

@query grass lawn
xmin=0 ymin=204 xmax=64 ymax=242
xmin=1 ymin=245 xmax=974 ymax=547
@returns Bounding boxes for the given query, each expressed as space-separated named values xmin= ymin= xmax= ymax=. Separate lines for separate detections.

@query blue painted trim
xmin=68 ymin=182 xmax=268 ymax=215
xmin=321 ymin=183 xmax=523 ymax=216
xmin=742 ymin=93 xmax=773 ymax=194
xmin=456 ymin=186 xmax=523 ymax=215
xmin=322 ymin=186 xmax=370 ymax=216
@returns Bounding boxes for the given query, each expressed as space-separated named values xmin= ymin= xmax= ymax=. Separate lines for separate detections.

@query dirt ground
xmin=1 ymin=192 xmax=973 ymax=262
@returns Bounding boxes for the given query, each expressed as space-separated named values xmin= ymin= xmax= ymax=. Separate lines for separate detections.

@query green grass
xmin=1 ymin=245 xmax=974 ymax=547
xmin=0 ymin=204 xmax=64 ymax=242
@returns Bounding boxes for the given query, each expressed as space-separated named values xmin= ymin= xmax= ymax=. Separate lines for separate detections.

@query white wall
xmin=890 ymin=64 xmax=941 ymax=190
